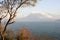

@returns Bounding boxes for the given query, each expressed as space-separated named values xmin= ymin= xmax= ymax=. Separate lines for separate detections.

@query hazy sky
xmin=0 ymin=0 xmax=60 ymax=22
xmin=16 ymin=0 xmax=60 ymax=21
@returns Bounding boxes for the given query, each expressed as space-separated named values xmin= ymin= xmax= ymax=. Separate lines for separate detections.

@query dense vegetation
xmin=0 ymin=26 xmax=57 ymax=40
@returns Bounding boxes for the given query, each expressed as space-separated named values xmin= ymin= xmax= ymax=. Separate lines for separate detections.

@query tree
xmin=0 ymin=0 xmax=37 ymax=40
xmin=0 ymin=5 xmax=8 ymax=40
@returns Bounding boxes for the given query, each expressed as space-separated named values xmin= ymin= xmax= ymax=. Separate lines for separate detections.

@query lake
xmin=8 ymin=21 xmax=60 ymax=40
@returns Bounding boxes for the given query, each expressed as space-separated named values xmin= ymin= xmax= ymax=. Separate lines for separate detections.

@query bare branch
xmin=11 ymin=0 xmax=28 ymax=20
xmin=1 ymin=13 xmax=8 ymax=19
xmin=2 ymin=18 xmax=10 ymax=34
xmin=8 ymin=21 xmax=15 ymax=25
xmin=2 ymin=0 xmax=37 ymax=35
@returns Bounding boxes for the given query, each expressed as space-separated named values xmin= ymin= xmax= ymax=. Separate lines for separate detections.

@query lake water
xmin=8 ymin=21 xmax=60 ymax=40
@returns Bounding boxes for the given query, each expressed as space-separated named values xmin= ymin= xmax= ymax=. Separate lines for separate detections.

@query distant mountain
xmin=18 ymin=13 xmax=55 ymax=22
xmin=56 ymin=19 xmax=60 ymax=22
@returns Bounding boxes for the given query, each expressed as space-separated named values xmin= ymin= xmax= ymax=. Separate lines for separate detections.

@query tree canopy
xmin=0 ymin=0 xmax=38 ymax=40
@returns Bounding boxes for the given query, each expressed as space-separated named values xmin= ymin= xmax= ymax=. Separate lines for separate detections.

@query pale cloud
xmin=31 ymin=11 xmax=54 ymax=19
